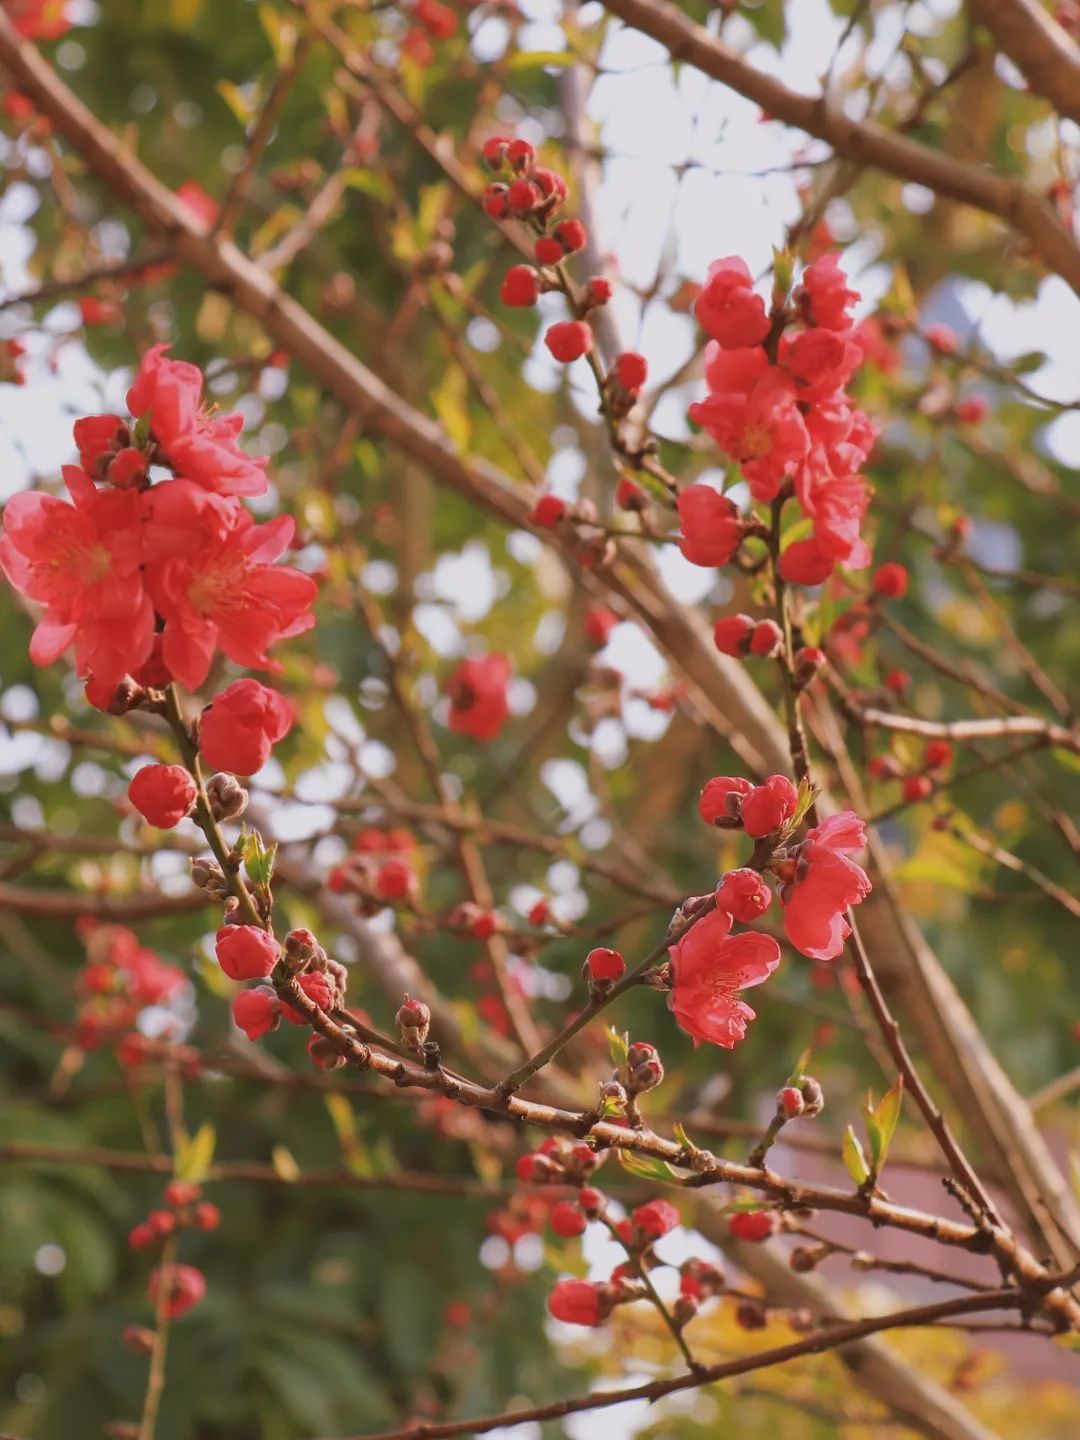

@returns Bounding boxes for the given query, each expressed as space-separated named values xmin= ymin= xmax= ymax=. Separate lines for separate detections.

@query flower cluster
xmin=0 ymin=346 xmax=317 ymax=694
xmin=686 ymin=252 xmax=877 ymax=586
xmin=226 ymin=925 xmax=349 ymax=1071
xmin=8 ymin=0 xmax=71 ymax=40
xmin=73 ymin=920 xmax=187 ymax=1057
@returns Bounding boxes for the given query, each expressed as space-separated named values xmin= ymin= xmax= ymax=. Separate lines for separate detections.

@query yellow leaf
xmin=272 ymin=1145 xmax=301 ymax=1182
xmin=174 ymin=1122 xmax=216 ymax=1183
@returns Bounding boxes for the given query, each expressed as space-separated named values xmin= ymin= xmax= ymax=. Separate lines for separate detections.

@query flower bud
xmin=583 ymin=946 xmax=625 ymax=990
xmin=789 ymin=1243 xmax=829 ymax=1273
xmin=577 ymin=1186 xmax=605 ymax=1217
xmin=121 ymin=1325 xmax=155 ymax=1355
xmin=673 ymin=1293 xmax=699 ymax=1327
xmin=735 ymin=1298 xmax=768 ymax=1330
xmin=163 ymin=1180 xmax=202 ymax=1208
xmin=799 ymin=1075 xmax=825 ymax=1116
xmin=776 ymin=1085 xmax=805 ymax=1119
xmin=549 ymin=1200 xmax=588 ymax=1237
xmin=284 ymin=927 xmax=320 ymax=966
xmin=205 ymin=772 xmax=248 ymax=822
xmin=307 ymin=1034 xmax=346 ymax=1070
xmin=396 ymin=995 xmax=431 ymax=1050
xmin=190 ymin=857 xmax=228 ymax=896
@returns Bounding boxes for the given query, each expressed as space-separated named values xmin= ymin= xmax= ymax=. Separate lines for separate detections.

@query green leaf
xmin=175 ymin=1121 xmax=216 ymax=1183
xmin=785 ymin=1047 xmax=812 ymax=1086
xmin=243 ymin=830 xmax=277 ymax=888
xmin=606 ymin=1027 xmax=629 ymax=1069
xmin=868 ymin=1077 xmax=904 ymax=1174
xmin=842 ymin=1125 xmax=870 ymax=1187
xmin=616 ymin=1148 xmax=675 ymax=1183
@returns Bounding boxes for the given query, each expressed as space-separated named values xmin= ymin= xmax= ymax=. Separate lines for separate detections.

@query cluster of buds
xmin=73 ymin=920 xmax=186 ymax=1055
xmin=128 ymin=1181 xmax=220 ymax=1253
xmin=675 ymin=1256 xmax=726 ymax=1326
xmin=482 ymin=135 xmax=618 ymax=371
xmin=776 ymin=1073 xmax=825 ymax=1120
xmin=713 ymin=613 xmax=783 ymax=661
xmin=698 ymin=772 xmax=801 ymax=840
xmin=625 ymin=1040 xmax=664 ymax=1094
xmin=72 ymin=413 xmax=148 ymax=489
xmin=329 ymin=828 xmax=420 ymax=910
xmin=401 ymin=0 xmax=458 ymax=68
xmin=868 ymin=739 xmax=952 ymax=804
xmin=229 ymin=925 xmax=347 ymax=1053
xmin=516 ymin=1136 xmax=606 ymax=1187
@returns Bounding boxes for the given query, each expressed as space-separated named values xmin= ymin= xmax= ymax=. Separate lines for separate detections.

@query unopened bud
xmin=799 ymin=1075 xmax=825 ymax=1116
xmin=626 ymin=1041 xmax=664 ymax=1094
xmin=284 ymin=927 xmax=320 ymax=966
xmin=578 ymin=1186 xmax=605 ymax=1217
xmin=120 ymin=1325 xmax=155 ymax=1355
xmin=396 ymin=996 xmax=431 ymax=1050
xmin=789 ymin=1243 xmax=829 ymax=1273
xmin=307 ymin=1035 xmax=346 ymax=1070
xmin=190 ymin=857 xmax=228 ymax=896
xmin=672 ymin=1293 xmax=699 ymax=1328
xmin=777 ymin=1085 xmax=805 ymax=1119
xmin=599 ymin=1079 xmax=627 ymax=1107
xmin=205 ymin=772 xmax=248 ymax=822
xmin=735 ymin=1298 xmax=767 ymax=1331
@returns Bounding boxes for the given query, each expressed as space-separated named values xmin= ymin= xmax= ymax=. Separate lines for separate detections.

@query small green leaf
xmin=616 ymin=1148 xmax=675 ymax=1183
xmin=606 ymin=1027 xmax=629 ymax=1069
xmin=508 ymin=49 xmax=574 ymax=70
xmin=672 ymin=1121 xmax=694 ymax=1151
xmin=869 ymin=1077 xmax=903 ymax=1174
xmin=785 ymin=1047 xmax=812 ymax=1087
xmin=175 ymin=1121 xmax=216 ymax=1183
xmin=843 ymin=1125 xmax=870 ymax=1187
xmin=216 ymin=79 xmax=256 ymax=127
xmin=243 ymin=831 xmax=277 ymax=887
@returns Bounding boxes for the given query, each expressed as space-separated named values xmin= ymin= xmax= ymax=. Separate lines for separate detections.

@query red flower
xmin=668 ymin=907 xmax=780 ymax=1048
xmin=545 ymin=321 xmax=592 ymax=363
xmin=501 ymin=266 xmax=540 ymax=307
xmin=128 ymin=765 xmax=197 ymax=829
xmin=148 ymin=1263 xmax=206 ymax=1319
xmin=728 ymin=1210 xmax=777 ymax=1242
xmin=740 ymin=775 xmax=798 ymax=838
xmin=799 ymin=252 xmax=858 ymax=330
xmin=954 ymin=394 xmax=988 ymax=424
xmin=8 ymin=0 xmax=70 ymax=40
xmin=699 ymin=775 xmax=752 ymax=825
xmin=715 ymin=868 xmax=772 ymax=922
xmin=872 ymin=562 xmax=908 ymax=599
xmin=175 ymin=182 xmax=219 ymax=229
xmin=689 ymin=367 xmax=808 ymax=502
xmin=695 ymin=256 xmax=770 ymax=349
xmin=584 ymin=606 xmax=618 ymax=646
xmin=615 ymin=351 xmax=648 ymax=391
xmin=127 ymin=344 xmax=268 ymax=498
xmin=781 ymin=812 xmax=872 ymax=961
xmin=531 ymin=494 xmax=566 ymax=527
xmin=550 ymin=1201 xmax=587 ymax=1237
xmin=198 ymin=678 xmax=293 ymax=775
xmin=374 ymin=857 xmax=417 ymax=901
xmin=554 ymin=219 xmax=587 ymax=252
xmin=748 ymin=619 xmax=782 ymax=657
xmin=632 ymin=1198 xmax=680 ymax=1238
xmin=281 ymin=970 xmax=336 ymax=1024
xmin=547 ymin=1278 xmax=604 ymax=1326
xmin=142 ymin=480 xmax=316 ymax=691
xmin=535 ymin=235 xmax=564 ymax=265
xmin=713 ymin=613 xmax=754 ymax=657
xmin=231 ymin=988 xmax=279 ymax=1041
xmin=676 ymin=485 xmax=743 ymax=567
xmin=778 ymin=537 xmax=833 ymax=587
xmin=781 ymin=327 xmax=861 ymax=400
xmin=584 ymin=947 xmax=625 ymax=983
xmin=446 ymin=653 xmax=510 ymax=742
xmin=215 ymin=925 xmax=280 ymax=981
xmin=0 ymin=466 xmax=154 ymax=687
xmin=924 ymin=739 xmax=953 ymax=770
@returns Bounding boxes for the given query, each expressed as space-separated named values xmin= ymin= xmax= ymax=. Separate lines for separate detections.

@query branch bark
xmin=967 ymin=0 xmax=1080 ymax=127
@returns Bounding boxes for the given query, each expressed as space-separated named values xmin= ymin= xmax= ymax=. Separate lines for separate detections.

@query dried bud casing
xmin=396 ymin=996 xmax=431 ymax=1050
xmin=205 ymin=773 xmax=248 ymax=822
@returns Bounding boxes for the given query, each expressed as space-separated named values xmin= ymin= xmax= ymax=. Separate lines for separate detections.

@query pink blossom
xmin=668 ymin=907 xmax=781 ymax=1048
xmin=781 ymin=812 xmax=872 ymax=961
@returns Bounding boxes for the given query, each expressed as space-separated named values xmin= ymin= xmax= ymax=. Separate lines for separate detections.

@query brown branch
xmin=0 ymin=880 xmax=207 ymax=920
xmin=967 ymin=0 xmax=1080 ymax=127
xmin=595 ymin=0 xmax=1080 ymax=293
xmin=325 ymin=1290 xmax=1027 ymax=1440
